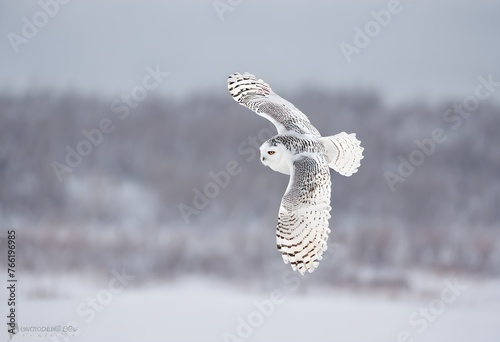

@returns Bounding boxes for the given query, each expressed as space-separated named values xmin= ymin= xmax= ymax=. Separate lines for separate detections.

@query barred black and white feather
xmin=228 ymin=72 xmax=320 ymax=137
xmin=277 ymin=154 xmax=331 ymax=274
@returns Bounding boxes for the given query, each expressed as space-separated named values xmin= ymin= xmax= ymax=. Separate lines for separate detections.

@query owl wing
xmin=277 ymin=153 xmax=332 ymax=275
xmin=228 ymin=73 xmax=321 ymax=138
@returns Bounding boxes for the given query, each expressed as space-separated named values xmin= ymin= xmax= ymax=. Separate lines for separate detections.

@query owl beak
xmin=261 ymin=156 xmax=266 ymax=162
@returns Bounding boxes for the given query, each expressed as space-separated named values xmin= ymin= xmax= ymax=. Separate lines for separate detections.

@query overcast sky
xmin=1 ymin=0 xmax=499 ymax=104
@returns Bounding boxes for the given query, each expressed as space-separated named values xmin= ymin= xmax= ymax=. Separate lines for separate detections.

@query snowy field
xmin=3 ymin=274 xmax=500 ymax=342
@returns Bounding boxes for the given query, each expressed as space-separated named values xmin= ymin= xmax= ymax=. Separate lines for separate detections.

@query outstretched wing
xmin=228 ymin=72 xmax=321 ymax=137
xmin=277 ymin=153 xmax=332 ymax=275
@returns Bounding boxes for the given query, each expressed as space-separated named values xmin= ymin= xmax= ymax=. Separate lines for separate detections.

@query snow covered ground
xmin=3 ymin=274 xmax=500 ymax=342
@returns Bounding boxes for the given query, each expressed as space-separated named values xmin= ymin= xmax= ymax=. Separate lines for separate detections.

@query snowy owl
xmin=228 ymin=72 xmax=364 ymax=275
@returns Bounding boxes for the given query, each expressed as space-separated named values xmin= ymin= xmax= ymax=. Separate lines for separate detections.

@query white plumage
xmin=228 ymin=72 xmax=364 ymax=274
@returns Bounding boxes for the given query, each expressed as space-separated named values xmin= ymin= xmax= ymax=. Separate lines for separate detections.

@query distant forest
xmin=1 ymin=89 xmax=499 ymax=286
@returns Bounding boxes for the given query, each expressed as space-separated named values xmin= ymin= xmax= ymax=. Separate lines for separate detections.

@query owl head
xmin=260 ymin=139 xmax=291 ymax=175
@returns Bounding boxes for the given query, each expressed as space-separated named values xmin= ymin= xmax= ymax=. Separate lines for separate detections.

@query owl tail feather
xmin=319 ymin=132 xmax=364 ymax=177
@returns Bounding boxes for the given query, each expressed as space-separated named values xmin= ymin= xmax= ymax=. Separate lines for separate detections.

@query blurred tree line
xmin=1 ymin=88 xmax=499 ymax=286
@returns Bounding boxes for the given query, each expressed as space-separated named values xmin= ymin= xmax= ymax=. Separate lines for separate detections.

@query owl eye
xmin=268 ymin=151 xmax=275 ymax=155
